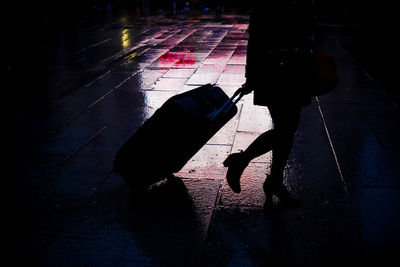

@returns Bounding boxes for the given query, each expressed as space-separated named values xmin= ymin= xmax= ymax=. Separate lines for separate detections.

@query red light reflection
xmin=159 ymin=52 xmax=195 ymax=66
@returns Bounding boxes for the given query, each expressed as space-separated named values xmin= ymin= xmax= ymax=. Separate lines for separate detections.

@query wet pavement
xmin=7 ymin=8 xmax=400 ymax=266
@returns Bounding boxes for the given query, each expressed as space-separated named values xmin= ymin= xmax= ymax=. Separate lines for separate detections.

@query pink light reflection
xmin=159 ymin=52 xmax=196 ymax=66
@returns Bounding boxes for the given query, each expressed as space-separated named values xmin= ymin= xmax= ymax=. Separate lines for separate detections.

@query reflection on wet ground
xmin=7 ymin=8 xmax=400 ymax=267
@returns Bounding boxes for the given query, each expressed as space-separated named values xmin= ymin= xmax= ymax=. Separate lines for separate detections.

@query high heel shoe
xmin=263 ymin=177 xmax=301 ymax=208
xmin=223 ymin=152 xmax=249 ymax=193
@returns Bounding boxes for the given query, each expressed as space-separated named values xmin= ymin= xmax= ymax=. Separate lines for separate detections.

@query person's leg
xmin=241 ymin=130 xmax=275 ymax=161
xmin=224 ymin=101 xmax=302 ymax=194
xmin=263 ymin=103 xmax=302 ymax=206
xmin=267 ymin=103 xmax=301 ymax=181
xmin=224 ymin=114 xmax=277 ymax=193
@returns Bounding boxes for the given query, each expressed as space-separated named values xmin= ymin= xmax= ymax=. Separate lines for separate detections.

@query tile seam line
xmin=75 ymin=38 xmax=113 ymax=54
xmin=50 ymin=45 xmax=150 ymax=130
xmin=334 ymin=37 xmax=381 ymax=91
xmin=198 ymin=181 xmax=222 ymax=267
xmin=58 ymin=69 xmax=140 ymax=130
xmin=33 ymin=126 xmax=108 ymax=188
xmin=315 ymin=96 xmax=350 ymax=198
xmin=197 ymin=38 xmax=237 ymax=260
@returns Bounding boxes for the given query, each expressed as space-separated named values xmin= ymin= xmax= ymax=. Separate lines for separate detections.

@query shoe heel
xmin=264 ymin=180 xmax=301 ymax=208
xmin=223 ymin=157 xmax=232 ymax=167
xmin=264 ymin=191 xmax=274 ymax=207
xmin=223 ymin=154 xmax=237 ymax=167
xmin=223 ymin=152 xmax=246 ymax=167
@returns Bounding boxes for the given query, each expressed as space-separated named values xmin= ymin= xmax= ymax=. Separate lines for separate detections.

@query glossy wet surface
xmin=7 ymin=8 xmax=400 ymax=266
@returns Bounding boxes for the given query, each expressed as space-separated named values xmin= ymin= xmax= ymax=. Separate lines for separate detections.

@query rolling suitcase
xmin=113 ymin=84 xmax=243 ymax=189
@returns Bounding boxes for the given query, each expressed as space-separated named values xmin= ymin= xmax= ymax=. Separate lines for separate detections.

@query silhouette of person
xmin=223 ymin=1 xmax=313 ymax=207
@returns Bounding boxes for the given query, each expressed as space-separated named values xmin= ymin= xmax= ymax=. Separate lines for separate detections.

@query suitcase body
xmin=113 ymin=84 xmax=240 ymax=189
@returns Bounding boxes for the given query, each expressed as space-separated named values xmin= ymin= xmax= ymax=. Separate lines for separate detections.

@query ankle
xmin=265 ymin=173 xmax=283 ymax=185
xmin=239 ymin=151 xmax=252 ymax=164
xmin=227 ymin=151 xmax=250 ymax=165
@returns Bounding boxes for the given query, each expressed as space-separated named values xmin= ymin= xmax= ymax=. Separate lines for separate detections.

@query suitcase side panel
xmin=114 ymin=85 xmax=238 ymax=187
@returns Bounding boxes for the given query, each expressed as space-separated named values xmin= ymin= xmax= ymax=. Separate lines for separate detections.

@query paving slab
xmin=40 ymin=175 xmax=221 ymax=267
xmin=207 ymin=105 xmax=241 ymax=146
xmin=175 ymin=144 xmax=231 ymax=180
xmin=230 ymin=132 xmax=273 ymax=164
xmin=236 ymin=97 xmax=272 ymax=133
xmin=162 ymin=68 xmax=196 ymax=78
xmin=219 ymin=163 xmax=268 ymax=207
xmin=151 ymin=77 xmax=188 ymax=91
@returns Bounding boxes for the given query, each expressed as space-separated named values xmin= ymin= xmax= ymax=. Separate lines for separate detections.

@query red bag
xmin=310 ymin=47 xmax=339 ymax=96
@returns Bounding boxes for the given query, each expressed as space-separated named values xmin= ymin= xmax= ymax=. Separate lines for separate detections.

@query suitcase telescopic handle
xmin=224 ymin=89 xmax=244 ymax=114
xmin=208 ymin=88 xmax=244 ymax=121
